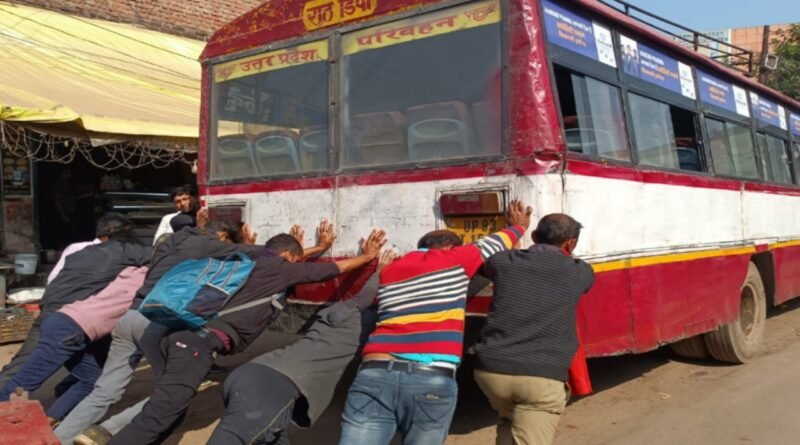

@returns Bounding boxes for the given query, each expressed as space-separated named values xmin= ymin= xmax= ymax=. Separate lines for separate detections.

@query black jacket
xmin=474 ymin=244 xmax=595 ymax=381
xmin=132 ymin=227 xmax=262 ymax=307
xmin=208 ymin=250 xmax=341 ymax=353
xmin=42 ymin=241 xmax=152 ymax=313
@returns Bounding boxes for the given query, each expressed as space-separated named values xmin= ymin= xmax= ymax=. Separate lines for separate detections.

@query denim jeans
xmin=0 ymin=312 xmax=106 ymax=420
xmin=339 ymin=367 xmax=458 ymax=445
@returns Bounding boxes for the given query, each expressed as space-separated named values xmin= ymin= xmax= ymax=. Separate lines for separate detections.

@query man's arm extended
xmin=291 ymin=221 xmax=336 ymax=259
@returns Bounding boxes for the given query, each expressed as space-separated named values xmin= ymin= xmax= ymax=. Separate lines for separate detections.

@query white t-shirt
xmin=153 ymin=212 xmax=180 ymax=245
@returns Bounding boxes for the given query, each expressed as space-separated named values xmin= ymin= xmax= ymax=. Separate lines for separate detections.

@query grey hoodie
xmin=250 ymin=274 xmax=379 ymax=427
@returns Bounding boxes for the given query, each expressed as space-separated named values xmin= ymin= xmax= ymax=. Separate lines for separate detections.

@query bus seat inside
xmin=299 ymin=129 xmax=328 ymax=171
xmin=254 ymin=131 xmax=301 ymax=175
xmin=350 ymin=111 xmax=407 ymax=165
xmin=406 ymin=101 xmax=473 ymax=160
xmin=217 ymin=135 xmax=257 ymax=179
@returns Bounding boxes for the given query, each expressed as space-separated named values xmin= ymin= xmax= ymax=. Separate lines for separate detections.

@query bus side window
xmin=554 ymin=66 xmax=631 ymax=162
xmin=628 ymin=93 xmax=702 ymax=172
xmin=705 ymin=117 xmax=760 ymax=179
xmin=757 ymin=133 xmax=793 ymax=185
xmin=793 ymin=142 xmax=800 ymax=184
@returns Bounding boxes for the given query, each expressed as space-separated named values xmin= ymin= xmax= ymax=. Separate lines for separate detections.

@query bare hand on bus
xmin=317 ymin=220 xmax=336 ymax=249
xmin=506 ymin=199 xmax=533 ymax=230
xmin=290 ymin=224 xmax=305 ymax=249
xmin=361 ymin=230 xmax=388 ymax=259
xmin=196 ymin=207 xmax=209 ymax=229
xmin=242 ymin=224 xmax=258 ymax=245
xmin=377 ymin=249 xmax=398 ymax=273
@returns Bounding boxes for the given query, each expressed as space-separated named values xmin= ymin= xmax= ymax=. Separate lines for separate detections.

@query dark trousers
xmin=108 ymin=330 xmax=221 ymax=445
xmin=208 ymin=363 xmax=299 ymax=445
xmin=0 ymin=312 xmax=109 ymax=420
xmin=0 ymin=312 xmax=47 ymax=388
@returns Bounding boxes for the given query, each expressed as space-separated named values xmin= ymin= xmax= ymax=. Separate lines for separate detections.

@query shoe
xmin=73 ymin=425 xmax=111 ymax=445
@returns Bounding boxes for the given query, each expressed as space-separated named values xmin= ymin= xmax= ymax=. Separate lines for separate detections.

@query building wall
xmin=731 ymin=24 xmax=793 ymax=56
xmin=8 ymin=0 xmax=265 ymax=40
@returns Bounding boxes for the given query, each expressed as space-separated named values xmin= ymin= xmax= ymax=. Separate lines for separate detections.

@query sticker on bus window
xmin=697 ymin=70 xmax=750 ymax=118
xmin=751 ymin=92 xmax=788 ymax=130
xmin=791 ymin=112 xmax=800 ymax=137
xmin=214 ymin=40 xmax=329 ymax=83
xmin=542 ymin=0 xmax=617 ymax=68
xmin=343 ymin=0 xmax=500 ymax=56
xmin=620 ymin=34 xmax=695 ymax=100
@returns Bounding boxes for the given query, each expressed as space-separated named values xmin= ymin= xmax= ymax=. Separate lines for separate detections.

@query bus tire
xmin=704 ymin=263 xmax=767 ymax=364
xmin=670 ymin=336 xmax=710 ymax=360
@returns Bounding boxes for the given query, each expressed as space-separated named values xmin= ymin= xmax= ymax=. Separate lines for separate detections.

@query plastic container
xmin=13 ymin=254 xmax=39 ymax=275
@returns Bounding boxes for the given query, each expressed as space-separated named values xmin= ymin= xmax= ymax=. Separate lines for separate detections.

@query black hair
xmin=95 ymin=213 xmax=143 ymax=244
xmin=170 ymin=213 xmax=196 ymax=232
xmin=417 ymin=230 xmax=463 ymax=250
xmin=533 ymin=214 xmax=583 ymax=246
xmin=205 ymin=220 xmax=237 ymax=241
xmin=265 ymin=234 xmax=303 ymax=257
xmin=169 ymin=185 xmax=195 ymax=200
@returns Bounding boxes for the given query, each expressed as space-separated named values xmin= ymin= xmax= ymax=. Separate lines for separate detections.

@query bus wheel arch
xmin=704 ymin=262 xmax=767 ymax=364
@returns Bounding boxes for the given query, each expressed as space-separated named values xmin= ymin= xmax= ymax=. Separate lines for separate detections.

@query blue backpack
xmin=139 ymin=253 xmax=256 ymax=329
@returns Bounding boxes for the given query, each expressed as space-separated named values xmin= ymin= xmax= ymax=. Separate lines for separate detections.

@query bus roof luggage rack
xmin=597 ymin=0 xmax=755 ymax=76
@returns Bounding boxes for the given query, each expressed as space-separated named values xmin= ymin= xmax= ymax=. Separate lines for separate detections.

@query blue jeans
xmin=339 ymin=367 xmax=458 ymax=445
xmin=0 ymin=312 xmax=105 ymax=420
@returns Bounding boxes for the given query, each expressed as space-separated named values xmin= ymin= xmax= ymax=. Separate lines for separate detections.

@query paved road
xmin=2 ymin=299 xmax=799 ymax=444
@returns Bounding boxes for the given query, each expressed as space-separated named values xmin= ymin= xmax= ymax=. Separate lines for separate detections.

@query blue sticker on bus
xmin=751 ymin=93 xmax=788 ymax=130
xmin=620 ymin=34 xmax=695 ymax=99
xmin=790 ymin=112 xmax=800 ymax=137
xmin=542 ymin=0 xmax=616 ymax=68
xmin=696 ymin=70 xmax=750 ymax=117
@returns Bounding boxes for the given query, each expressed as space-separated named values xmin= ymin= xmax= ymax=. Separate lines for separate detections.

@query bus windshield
xmin=210 ymin=41 xmax=329 ymax=180
xmin=207 ymin=0 xmax=502 ymax=181
xmin=341 ymin=0 xmax=502 ymax=167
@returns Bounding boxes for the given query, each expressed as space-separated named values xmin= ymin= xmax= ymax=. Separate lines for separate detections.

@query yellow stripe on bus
xmin=591 ymin=245 xmax=760 ymax=273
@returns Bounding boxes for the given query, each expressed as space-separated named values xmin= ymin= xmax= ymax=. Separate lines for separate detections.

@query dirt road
xmin=3 ymin=299 xmax=800 ymax=444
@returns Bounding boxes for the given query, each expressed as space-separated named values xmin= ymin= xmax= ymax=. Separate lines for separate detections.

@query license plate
xmin=445 ymin=215 xmax=507 ymax=245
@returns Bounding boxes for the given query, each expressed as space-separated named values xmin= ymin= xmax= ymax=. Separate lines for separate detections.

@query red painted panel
xmin=627 ymin=254 xmax=748 ymax=353
xmin=577 ymin=268 xmax=636 ymax=357
xmin=772 ymin=244 xmax=800 ymax=305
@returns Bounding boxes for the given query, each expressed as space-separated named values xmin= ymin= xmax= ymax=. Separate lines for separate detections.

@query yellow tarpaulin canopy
xmin=0 ymin=2 xmax=203 ymax=139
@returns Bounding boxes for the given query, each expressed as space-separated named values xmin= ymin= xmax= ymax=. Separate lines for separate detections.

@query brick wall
xmin=9 ymin=0 xmax=265 ymax=40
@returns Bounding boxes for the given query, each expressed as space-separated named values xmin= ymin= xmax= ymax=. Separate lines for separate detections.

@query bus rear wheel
xmin=704 ymin=263 xmax=767 ymax=364
xmin=670 ymin=336 xmax=710 ymax=360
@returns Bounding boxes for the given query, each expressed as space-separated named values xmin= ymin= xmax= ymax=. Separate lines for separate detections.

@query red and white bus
xmin=198 ymin=0 xmax=800 ymax=363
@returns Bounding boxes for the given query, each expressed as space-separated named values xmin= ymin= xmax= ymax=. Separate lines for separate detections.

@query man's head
xmin=170 ymin=186 xmax=195 ymax=213
xmin=170 ymin=214 xmax=196 ymax=233
xmin=95 ymin=213 xmax=142 ymax=244
xmin=205 ymin=221 xmax=237 ymax=243
xmin=532 ymin=213 xmax=583 ymax=254
xmin=265 ymin=234 xmax=304 ymax=263
xmin=417 ymin=230 xmax=463 ymax=251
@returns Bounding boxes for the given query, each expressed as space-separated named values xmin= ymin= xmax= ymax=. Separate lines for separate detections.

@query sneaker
xmin=73 ymin=425 xmax=111 ymax=445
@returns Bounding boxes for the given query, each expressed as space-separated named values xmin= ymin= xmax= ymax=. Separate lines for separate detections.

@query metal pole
xmin=758 ymin=25 xmax=771 ymax=83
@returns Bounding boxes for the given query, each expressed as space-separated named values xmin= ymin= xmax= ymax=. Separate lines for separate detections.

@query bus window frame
xmin=755 ymin=130 xmax=794 ymax=185
xmin=540 ymin=2 xmax=637 ymax=169
xmin=204 ymin=0 xmax=511 ymax=185
xmin=334 ymin=0 xmax=510 ymax=174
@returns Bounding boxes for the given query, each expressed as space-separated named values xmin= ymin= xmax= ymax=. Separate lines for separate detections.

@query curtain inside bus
xmin=340 ymin=0 xmax=502 ymax=168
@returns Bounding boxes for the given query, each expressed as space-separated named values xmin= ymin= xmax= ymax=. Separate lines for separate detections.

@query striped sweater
xmin=362 ymin=226 xmax=524 ymax=365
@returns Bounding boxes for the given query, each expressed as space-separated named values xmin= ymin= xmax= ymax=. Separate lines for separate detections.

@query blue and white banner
xmin=696 ymin=70 xmax=750 ymax=117
xmin=620 ymin=34 xmax=695 ymax=99
xmin=542 ymin=0 xmax=616 ymax=68
xmin=790 ymin=112 xmax=800 ymax=137
xmin=750 ymin=92 xmax=788 ymax=130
